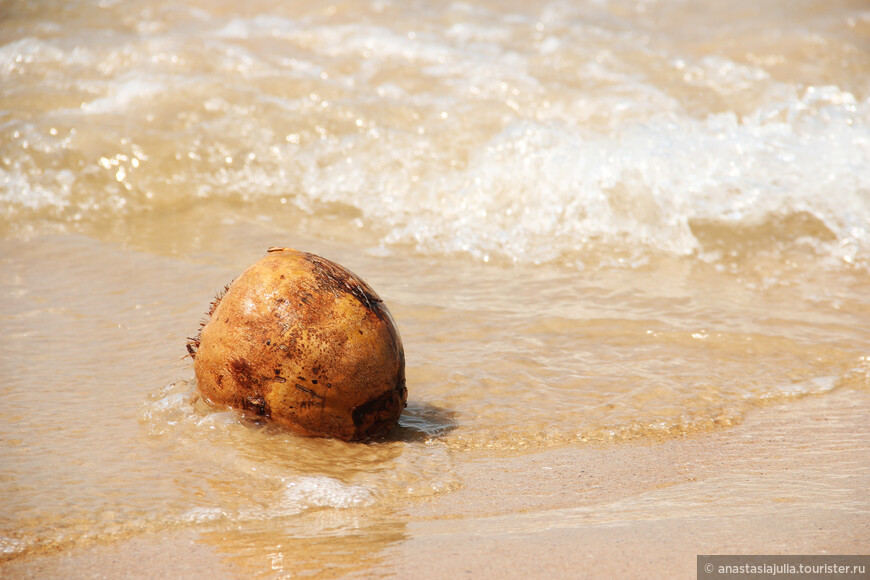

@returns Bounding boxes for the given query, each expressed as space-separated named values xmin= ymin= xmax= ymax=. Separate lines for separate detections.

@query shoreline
xmin=4 ymin=388 xmax=868 ymax=579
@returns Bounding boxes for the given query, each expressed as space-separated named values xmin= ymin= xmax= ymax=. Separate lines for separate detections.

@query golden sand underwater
xmin=1 ymin=0 xmax=869 ymax=576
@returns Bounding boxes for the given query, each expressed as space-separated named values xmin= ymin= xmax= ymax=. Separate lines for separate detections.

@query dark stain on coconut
xmin=352 ymin=378 xmax=407 ymax=439
xmin=295 ymin=383 xmax=324 ymax=401
xmin=303 ymin=253 xmax=385 ymax=318
xmin=229 ymin=358 xmax=259 ymax=389
xmin=243 ymin=395 xmax=270 ymax=418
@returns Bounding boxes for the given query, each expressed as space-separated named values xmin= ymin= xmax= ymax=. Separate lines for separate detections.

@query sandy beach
xmin=4 ymin=388 xmax=867 ymax=579
xmin=3 ymin=0 xmax=869 ymax=577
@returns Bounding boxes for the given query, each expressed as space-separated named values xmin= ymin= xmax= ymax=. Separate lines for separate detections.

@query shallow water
xmin=1 ymin=0 xmax=869 ymax=568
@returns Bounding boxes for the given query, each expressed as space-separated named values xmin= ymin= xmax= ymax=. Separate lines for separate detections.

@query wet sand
xmin=4 ymin=389 xmax=867 ymax=579
xmin=3 ymin=0 xmax=870 ymax=576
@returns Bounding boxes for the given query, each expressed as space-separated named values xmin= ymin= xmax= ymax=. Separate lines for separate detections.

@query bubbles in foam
xmin=0 ymin=381 xmax=458 ymax=560
xmin=2 ymin=0 xmax=868 ymax=269
xmin=180 ymin=507 xmax=225 ymax=524
xmin=297 ymin=86 xmax=869 ymax=266
xmin=78 ymin=78 xmax=165 ymax=114
xmin=139 ymin=380 xmax=458 ymax=508
xmin=0 ymin=536 xmax=26 ymax=557
xmin=280 ymin=477 xmax=373 ymax=510
xmin=0 ymin=38 xmax=64 ymax=76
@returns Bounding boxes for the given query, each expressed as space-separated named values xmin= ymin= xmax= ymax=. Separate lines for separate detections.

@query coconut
xmin=188 ymin=247 xmax=406 ymax=441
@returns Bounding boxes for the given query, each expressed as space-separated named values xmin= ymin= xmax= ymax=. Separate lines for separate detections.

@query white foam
xmin=0 ymin=37 xmax=64 ymax=76
xmin=280 ymin=476 xmax=374 ymax=510
xmin=214 ymin=15 xmax=300 ymax=40
xmin=0 ymin=536 xmax=26 ymax=556
xmin=79 ymin=77 xmax=165 ymax=114
xmin=294 ymin=87 xmax=869 ymax=265
xmin=4 ymin=3 xmax=869 ymax=269
xmin=0 ymin=166 xmax=73 ymax=211
xmin=180 ymin=507 xmax=226 ymax=524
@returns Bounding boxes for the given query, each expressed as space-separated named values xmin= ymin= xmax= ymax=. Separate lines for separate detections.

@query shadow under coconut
xmin=388 ymin=401 xmax=457 ymax=443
